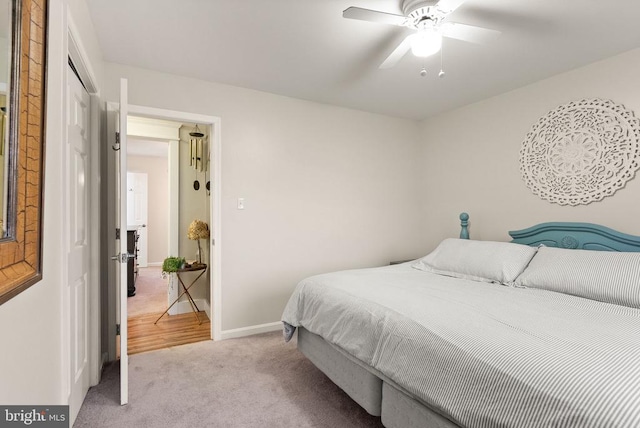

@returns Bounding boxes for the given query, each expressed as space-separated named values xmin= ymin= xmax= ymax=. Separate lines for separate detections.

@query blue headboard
xmin=509 ymin=222 xmax=640 ymax=252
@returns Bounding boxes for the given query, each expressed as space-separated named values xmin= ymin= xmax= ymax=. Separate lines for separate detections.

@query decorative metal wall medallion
xmin=520 ymin=99 xmax=640 ymax=205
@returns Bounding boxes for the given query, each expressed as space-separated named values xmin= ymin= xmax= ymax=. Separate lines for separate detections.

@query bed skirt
xmin=297 ymin=327 xmax=459 ymax=427
xmin=298 ymin=327 xmax=382 ymax=415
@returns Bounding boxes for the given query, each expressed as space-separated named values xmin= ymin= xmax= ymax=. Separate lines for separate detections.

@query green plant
xmin=162 ymin=256 xmax=185 ymax=275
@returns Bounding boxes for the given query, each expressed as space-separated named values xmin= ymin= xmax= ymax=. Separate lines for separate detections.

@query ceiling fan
xmin=343 ymin=0 xmax=500 ymax=69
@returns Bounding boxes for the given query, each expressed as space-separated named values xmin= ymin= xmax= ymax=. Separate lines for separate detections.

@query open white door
xmin=116 ymin=78 xmax=129 ymax=405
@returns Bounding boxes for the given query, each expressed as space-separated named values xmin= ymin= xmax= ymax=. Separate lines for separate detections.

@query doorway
xmin=123 ymin=115 xmax=215 ymax=354
xmin=106 ymin=102 xmax=222 ymax=405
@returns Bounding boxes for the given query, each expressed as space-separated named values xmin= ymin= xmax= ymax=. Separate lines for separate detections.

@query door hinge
xmin=115 ymin=228 xmax=120 ymax=240
xmin=116 ymin=324 xmax=121 ymax=336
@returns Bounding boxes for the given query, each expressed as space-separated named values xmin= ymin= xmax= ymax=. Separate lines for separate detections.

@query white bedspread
xmin=281 ymin=263 xmax=640 ymax=428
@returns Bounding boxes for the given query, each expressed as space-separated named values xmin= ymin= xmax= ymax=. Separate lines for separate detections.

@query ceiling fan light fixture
xmin=410 ymin=30 xmax=442 ymax=57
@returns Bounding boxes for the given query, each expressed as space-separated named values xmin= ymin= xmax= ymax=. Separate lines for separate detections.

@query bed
xmin=281 ymin=215 xmax=640 ymax=428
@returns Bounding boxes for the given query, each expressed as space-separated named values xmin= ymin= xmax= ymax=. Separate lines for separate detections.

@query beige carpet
xmin=128 ymin=267 xmax=168 ymax=317
xmin=75 ymin=331 xmax=384 ymax=428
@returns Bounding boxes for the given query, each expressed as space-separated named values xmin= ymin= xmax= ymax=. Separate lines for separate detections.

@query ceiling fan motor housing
xmin=402 ymin=0 xmax=445 ymax=28
xmin=402 ymin=0 xmax=438 ymax=16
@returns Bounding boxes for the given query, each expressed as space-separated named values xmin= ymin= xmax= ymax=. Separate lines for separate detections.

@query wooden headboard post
xmin=459 ymin=213 xmax=470 ymax=239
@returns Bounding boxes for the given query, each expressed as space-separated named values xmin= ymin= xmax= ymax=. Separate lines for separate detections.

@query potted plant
xmin=162 ymin=256 xmax=186 ymax=278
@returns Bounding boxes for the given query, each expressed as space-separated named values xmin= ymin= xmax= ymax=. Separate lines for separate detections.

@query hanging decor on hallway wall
xmin=189 ymin=125 xmax=207 ymax=191
xmin=519 ymin=98 xmax=640 ymax=206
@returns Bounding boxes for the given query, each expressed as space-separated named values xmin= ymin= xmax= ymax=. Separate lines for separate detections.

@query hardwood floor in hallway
xmin=128 ymin=267 xmax=211 ymax=355
xmin=128 ymin=311 xmax=211 ymax=355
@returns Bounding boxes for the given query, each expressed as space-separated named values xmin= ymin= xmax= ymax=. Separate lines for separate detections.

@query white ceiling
xmin=85 ymin=0 xmax=640 ymax=120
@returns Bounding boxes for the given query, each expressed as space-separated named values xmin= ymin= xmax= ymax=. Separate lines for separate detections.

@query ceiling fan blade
xmin=379 ymin=35 xmax=413 ymax=69
xmin=343 ymin=7 xmax=406 ymax=26
xmin=440 ymin=22 xmax=501 ymax=44
xmin=436 ymin=0 xmax=468 ymax=14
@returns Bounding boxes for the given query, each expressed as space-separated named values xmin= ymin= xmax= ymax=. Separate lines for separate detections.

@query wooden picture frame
xmin=0 ymin=0 xmax=47 ymax=304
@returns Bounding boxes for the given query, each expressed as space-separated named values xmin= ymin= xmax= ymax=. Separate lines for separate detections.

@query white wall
xmin=0 ymin=0 xmax=103 ymax=405
xmin=419 ymin=48 xmax=640 ymax=249
xmin=102 ymin=62 xmax=425 ymax=331
xmin=128 ymin=155 xmax=169 ymax=265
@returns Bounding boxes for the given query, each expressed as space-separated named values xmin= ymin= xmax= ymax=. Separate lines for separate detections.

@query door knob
xmin=110 ymin=253 xmax=136 ymax=263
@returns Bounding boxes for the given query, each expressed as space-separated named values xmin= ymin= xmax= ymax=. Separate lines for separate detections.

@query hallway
xmin=128 ymin=267 xmax=210 ymax=354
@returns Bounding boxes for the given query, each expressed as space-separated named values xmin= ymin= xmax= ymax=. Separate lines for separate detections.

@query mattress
xmin=282 ymin=262 xmax=640 ymax=428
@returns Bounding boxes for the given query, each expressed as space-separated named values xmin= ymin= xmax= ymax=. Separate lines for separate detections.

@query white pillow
xmin=515 ymin=246 xmax=640 ymax=308
xmin=412 ymin=238 xmax=538 ymax=285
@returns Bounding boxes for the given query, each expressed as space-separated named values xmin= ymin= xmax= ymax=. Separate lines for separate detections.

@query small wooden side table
xmin=155 ymin=264 xmax=207 ymax=325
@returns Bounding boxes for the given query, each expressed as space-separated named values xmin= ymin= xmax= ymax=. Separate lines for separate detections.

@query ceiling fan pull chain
xmin=439 ymin=41 xmax=445 ymax=78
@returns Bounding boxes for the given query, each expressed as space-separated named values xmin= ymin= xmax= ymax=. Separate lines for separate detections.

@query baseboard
xmin=172 ymin=298 xmax=210 ymax=316
xmin=100 ymin=352 xmax=109 ymax=370
xmin=220 ymin=321 xmax=282 ymax=340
